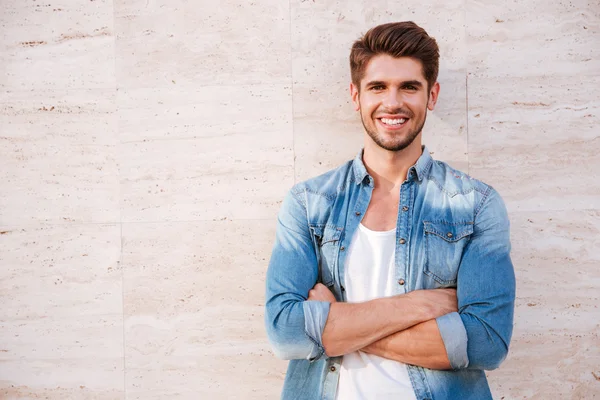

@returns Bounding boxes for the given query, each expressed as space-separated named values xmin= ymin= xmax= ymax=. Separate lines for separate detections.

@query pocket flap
xmin=424 ymin=221 xmax=473 ymax=242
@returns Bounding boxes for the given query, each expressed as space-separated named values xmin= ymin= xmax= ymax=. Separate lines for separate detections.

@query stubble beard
xmin=360 ymin=109 xmax=427 ymax=152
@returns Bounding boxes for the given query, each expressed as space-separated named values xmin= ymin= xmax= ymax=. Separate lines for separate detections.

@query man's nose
xmin=383 ymin=89 xmax=402 ymax=109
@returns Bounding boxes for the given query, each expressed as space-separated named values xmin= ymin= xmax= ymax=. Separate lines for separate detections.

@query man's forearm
xmin=321 ymin=289 xmax=457 ymax=357
xmin=361 ymin=319 xmax=452 ymax=370
xmin=322 ymin=295 xmax=427 ymax=357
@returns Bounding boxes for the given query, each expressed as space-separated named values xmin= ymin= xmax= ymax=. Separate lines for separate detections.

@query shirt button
xmin=402 ymin=206 xmax=409 ymax=212
xmin=399 ymin=238 xmax=406 ymax=244
xmin=340 ymin=246 xmax=345 ymax=251
xmin=447 ymin=232 xmax=453 ymax=238
xmin=398 ymin=279 xmax=405 ymax=285
xmin=355 ymin=211 xmax=361 ymax=216
xmin=330 ymin=366 xmax=336 ymax=372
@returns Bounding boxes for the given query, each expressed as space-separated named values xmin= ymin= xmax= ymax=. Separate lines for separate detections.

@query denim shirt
xmin=265 ymin=147 xmax=515 ymax=400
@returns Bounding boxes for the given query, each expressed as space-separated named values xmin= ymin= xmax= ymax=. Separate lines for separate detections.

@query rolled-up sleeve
xmin=437 ymin=187 xmax=516 ymax=371
xmin=265 ymin=189 xmax=330 ymax=361
xmin=436 ymin=311 xmax=469 ymax=369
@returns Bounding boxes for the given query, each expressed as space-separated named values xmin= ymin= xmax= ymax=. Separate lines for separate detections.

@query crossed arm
xmin=307 ymin=282 xmax=455 ymax=370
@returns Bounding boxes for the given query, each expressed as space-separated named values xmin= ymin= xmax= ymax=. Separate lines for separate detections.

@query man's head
xmin=349 ymin=22 xmax=440 ymax=153
xmin=350 ymin=21 xmax=439 ymax=92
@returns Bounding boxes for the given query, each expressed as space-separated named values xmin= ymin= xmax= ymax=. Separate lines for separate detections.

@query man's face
xmin=350 ymin=54 xmax=439 ymax=152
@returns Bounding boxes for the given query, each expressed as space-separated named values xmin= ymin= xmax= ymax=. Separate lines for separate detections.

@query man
xmin=265 ymin=21 xmax=515 ymax=400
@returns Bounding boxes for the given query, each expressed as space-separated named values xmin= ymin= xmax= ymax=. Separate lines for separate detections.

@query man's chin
xmin=371 ymin=138 xmax=414 ymax=152
xmin=369 ymin=132 xmax=417 ymax=152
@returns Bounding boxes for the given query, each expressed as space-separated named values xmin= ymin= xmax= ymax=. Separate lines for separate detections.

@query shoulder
xmin=427 ymin=160 xmax=492 ymax=199
xmin=427 ymin=160 xmax=508 ymax=220
xmin=288 ymin=159 xmax=355 ymax=207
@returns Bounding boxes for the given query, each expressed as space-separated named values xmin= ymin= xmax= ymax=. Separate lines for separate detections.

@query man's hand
xmin=308 ymin=283 xmax=337 ymax=303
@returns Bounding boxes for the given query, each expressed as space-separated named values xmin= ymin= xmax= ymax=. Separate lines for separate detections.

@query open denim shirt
xmin=265 ymin=147 xmax=515 ymax=400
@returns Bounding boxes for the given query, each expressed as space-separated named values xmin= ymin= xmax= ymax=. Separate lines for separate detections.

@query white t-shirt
xmin=335 ymin=223 xmax=417 ymax=400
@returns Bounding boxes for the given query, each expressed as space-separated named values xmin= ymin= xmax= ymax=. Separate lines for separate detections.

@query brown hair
xmin=350 ymin=21 xmax=439 ymax=90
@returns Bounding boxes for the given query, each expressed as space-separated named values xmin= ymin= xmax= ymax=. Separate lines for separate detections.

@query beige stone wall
xmin=1 ymin=0 xmax=598 ymax=399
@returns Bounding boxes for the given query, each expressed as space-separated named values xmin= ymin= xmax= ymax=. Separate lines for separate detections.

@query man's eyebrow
xmin=400 ymin=80 xmax=424 ymax=87
xmin=365 ymin=80 xmax=386 ymax=87
xmin=364 ymin=80 xmax=424 ymax=88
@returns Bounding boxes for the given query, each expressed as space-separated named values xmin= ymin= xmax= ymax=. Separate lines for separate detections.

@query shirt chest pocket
xmin=423 ymin=221 xmax=474 ymax=287
xmin=310 ymin=225 xmax=343 ymax=288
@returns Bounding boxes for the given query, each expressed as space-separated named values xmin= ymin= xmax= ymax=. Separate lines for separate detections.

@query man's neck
xmin=362 ymin=140 xmax=423 ymax=192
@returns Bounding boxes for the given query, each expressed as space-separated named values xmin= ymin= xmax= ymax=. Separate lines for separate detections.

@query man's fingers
xmin=307 ymin=283 xmax=336 ymax=302
xmin=308 ymin=283 xmax=326 ymax=298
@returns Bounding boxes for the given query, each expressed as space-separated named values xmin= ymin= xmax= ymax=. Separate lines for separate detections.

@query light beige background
xmin=1 ymin=0 xmax=599 ymax=399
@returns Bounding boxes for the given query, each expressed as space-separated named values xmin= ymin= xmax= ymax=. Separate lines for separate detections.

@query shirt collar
xmin=352 ymin=145 xmax=434 ymax=185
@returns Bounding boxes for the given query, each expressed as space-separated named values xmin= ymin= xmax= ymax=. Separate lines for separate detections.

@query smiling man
xmin=265 ymin=21 xmax=515 ymax=400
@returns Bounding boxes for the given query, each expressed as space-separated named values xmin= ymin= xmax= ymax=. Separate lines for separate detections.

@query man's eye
xmin=371 ymin=85 xmax=385 ymax=90
xmin=404 ymin=85 xmax=417 ymax=90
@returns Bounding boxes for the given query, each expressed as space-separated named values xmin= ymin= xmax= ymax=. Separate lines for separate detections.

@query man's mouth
xmin=380 ymin=117 xmax=407 ymax=126
xmin=378 ymin=117 xmax=408 ymax=128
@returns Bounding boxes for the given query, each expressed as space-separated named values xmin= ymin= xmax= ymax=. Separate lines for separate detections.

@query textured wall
xmin=1 ymin=0 xmax=598 ymax=399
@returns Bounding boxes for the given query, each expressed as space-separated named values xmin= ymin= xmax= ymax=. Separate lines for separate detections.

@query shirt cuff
xmin=436 ymin=312 xmax=469 ymax=369
xmin=302 ymin=300 xmax=331 ymax=361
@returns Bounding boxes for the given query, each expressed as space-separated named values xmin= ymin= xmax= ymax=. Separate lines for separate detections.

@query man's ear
xmin=350 ymin=82 xmax=360 ymax=111
xmin=427 ymin=82 xmax=440 ymax=111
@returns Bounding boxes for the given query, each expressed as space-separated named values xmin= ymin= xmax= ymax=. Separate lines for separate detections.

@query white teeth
xmin=381 ymin=118 xmax=406 ymax=125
